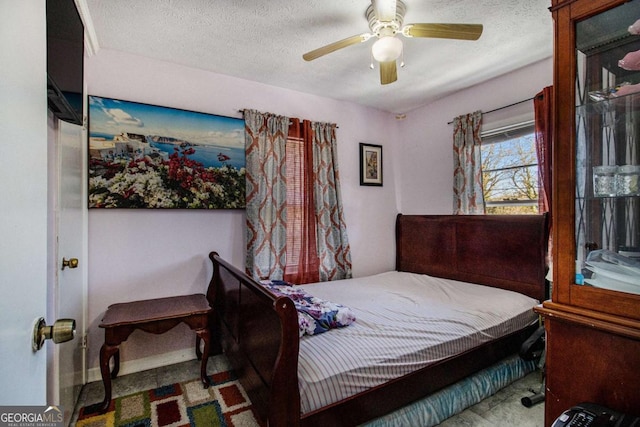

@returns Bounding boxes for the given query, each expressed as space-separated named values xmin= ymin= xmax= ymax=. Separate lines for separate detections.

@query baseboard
xmin=86 ymin=348 xmax=196 ymax=383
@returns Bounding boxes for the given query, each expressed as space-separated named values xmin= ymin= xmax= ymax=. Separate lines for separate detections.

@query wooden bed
xmin=207 ymin=214 xmax=548 ymax=426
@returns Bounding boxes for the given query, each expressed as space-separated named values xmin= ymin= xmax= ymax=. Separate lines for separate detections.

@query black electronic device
xmin=519 ymin=325 xmax=546 ymax=408
xmin=519 ymin=325 xmax=545 ymax=361
xmin=46 ymin=0 xmax=84 ymax=125
xmin=552 ymin=402 xmax=640 ymax=427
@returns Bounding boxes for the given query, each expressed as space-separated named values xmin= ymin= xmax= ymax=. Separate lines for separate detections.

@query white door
xmin=50 ymin=118 xmax=87 ymax=424
xmin=0 ymin=0 xmax=49 ymax=404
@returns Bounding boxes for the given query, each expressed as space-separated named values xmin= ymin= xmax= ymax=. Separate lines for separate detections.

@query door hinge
xmin=81 ymin=334 xmax=88 ymax=349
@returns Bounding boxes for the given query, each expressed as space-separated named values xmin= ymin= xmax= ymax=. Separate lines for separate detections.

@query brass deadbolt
xmin=32 ymin=317 xmax=76 ymax=351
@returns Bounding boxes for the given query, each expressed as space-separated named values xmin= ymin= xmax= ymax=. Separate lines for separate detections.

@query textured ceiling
xmin=81 ymin=0 xmax=553 ymax=114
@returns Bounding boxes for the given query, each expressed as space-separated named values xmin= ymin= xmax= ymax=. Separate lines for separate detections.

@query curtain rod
xmin=238 ymin=109 xmax=339 ymax=128
xmin=447 ymin=94 xmax=543 ymax=125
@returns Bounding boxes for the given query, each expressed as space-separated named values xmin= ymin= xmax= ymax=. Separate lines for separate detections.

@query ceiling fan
xmin=302 ymin=0 xmax=483 ymax=85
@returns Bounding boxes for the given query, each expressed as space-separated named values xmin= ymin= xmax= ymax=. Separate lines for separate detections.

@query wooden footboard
xmin=208 ymin=252 xmax=301 ymax=426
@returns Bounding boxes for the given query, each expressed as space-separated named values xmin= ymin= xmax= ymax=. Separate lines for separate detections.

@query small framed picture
xmin=359 ymin=143 xmax=383 ymax=186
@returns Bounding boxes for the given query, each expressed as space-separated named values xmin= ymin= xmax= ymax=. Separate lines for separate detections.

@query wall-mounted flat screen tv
xmin=47 ymin=0 xmax=84 ymax=125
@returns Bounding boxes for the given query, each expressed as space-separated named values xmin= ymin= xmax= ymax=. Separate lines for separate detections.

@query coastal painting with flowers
xmin=88 ymin=96 xmax=245 ymax=209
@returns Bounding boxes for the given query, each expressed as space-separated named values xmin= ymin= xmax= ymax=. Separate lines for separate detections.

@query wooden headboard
xmin=395 ymin=214 xmax=549 ymax=301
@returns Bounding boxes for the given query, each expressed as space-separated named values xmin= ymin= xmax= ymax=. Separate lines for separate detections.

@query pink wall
xmin=394 ymin=57 xmax=553 ymax=214
xmin=85 ymin=49 xmax=399 ymax=376
xmin=85 ymin=49 xmax=552 ymax=377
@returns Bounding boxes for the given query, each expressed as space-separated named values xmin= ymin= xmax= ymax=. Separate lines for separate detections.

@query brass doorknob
xmin=32 ymin=318 xmax=76 ymax=351
xmin=61 ymin=257 xmax=78 ymax=270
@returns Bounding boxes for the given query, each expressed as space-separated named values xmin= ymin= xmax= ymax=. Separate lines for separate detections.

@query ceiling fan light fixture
xmin=371 ymin=36 xmax=403 ymax=62
xmin=301 ymin=0 xmax=482 ymax=85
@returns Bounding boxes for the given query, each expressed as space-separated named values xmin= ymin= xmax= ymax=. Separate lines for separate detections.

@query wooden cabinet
xmin=535 ymin=0 xmax=640 ymax=425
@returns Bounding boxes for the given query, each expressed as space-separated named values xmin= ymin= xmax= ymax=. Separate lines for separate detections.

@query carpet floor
xmin=75 ymin=370 xmax=262 ymax=427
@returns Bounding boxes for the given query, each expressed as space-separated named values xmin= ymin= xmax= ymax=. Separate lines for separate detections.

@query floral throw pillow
xmin=260 ymin=280 xmax=356 ymax=337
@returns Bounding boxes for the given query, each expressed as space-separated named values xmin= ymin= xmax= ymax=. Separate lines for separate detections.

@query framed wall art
xmin=88 ymin=95 xmax=245 ymax=209
xmin=359 ymin=143 xmax=383 ymax=186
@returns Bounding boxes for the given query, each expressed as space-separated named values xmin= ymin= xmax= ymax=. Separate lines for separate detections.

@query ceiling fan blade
xmin=380 ymin=60 xmax=397 ymax=85
xmin=303 ymin=33 xmax=372 ymax=61
xmin=374 ymin=0 xmax=397 ymax=22
xmin=403 ymin=23 xmax=483 ymax=40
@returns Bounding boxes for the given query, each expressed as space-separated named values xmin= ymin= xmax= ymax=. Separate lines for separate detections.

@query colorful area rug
xmin=75 ymin=370 xmax=262 ymax=427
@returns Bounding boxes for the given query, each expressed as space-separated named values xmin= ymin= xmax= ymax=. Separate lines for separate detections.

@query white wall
xmin=395 ymin=57 xmax=553 ymax=214
xmin=85 ymin=49 xmax=400 ymax=376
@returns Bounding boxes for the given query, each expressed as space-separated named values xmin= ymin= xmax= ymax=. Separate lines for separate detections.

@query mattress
xmin=296 ymin=271 xmax=539 ymax=414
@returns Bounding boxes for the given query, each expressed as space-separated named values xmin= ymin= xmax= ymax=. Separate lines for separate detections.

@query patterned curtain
xmin=244 ymin=109 xmax=290 ymax=280
xmin=311 ymin=121 xmax=353 ymax=281
xmin=452 ymin=111 xmax=485 ymax=214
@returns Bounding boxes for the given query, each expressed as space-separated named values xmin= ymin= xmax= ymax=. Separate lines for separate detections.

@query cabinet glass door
xmin=575 ymin=0 xmax=640 ymax=296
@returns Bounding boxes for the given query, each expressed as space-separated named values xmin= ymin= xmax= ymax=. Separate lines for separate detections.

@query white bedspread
xmin=296 ymin=271 xmax=539 ymax=414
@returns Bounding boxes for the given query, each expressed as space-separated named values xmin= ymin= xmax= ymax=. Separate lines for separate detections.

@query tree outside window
xmin=481 ymin=123 xmax=539 ymax=214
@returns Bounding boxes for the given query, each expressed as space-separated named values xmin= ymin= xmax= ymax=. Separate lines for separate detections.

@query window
xmin=283 ymin=122 xmax=319 ymax=284
xmin=285 ymin=133 xmax=305 ymax=276
xmin=481 ymin=122 xmax=539 ymax=214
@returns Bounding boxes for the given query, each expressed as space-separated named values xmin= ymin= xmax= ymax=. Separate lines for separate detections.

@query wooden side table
xmin=98 ymin=294 xmax=212 ymax=413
